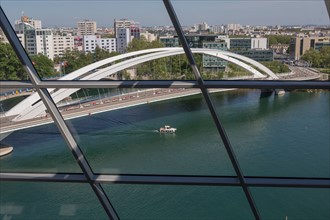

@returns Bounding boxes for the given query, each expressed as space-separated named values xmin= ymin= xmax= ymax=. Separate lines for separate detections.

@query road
xmin=0 ymin=88 xmax=232 ymax=135
xmin=0 ymin=66 xmax=324 ymax=136
xmin=280 ymin=66 xmax=323 ymax=80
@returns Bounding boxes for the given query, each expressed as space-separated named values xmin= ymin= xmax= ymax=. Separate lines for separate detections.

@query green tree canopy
xmin=0 ymin=42 xmax=26 ymax=80
xmin=127 ymin=36 xmax=164 ymax=52
xmin=54 ymin=47 xmax=120 ymax=74
xmin=267 ymin=35 xmax=291 ymax=46
xmin=260 ymin=61 xmax=290 ymax=73
xmin=302 ymin=47 xmax=330 ymax=68
xmin=30 ymin=54 xmax=55 ymax=78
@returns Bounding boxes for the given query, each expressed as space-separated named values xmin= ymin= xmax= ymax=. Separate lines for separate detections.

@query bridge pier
xmin=275 ymin=89 xmax=285 ymax=95
xmin=260 ymin=89 xmax=285 ymax=97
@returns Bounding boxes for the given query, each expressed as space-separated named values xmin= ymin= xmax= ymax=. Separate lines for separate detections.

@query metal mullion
xmin=162 ymin=1 xmax=261 ymax=219
xmin=2 ymin=172 xmax=329 ymax=188
xmin=0 ymin=7 xmax=119 ymax=220
xmin=0 ymin=172 xmax=88 ymax=183
xmin=1 ymin=80 xmax=330 ymax=89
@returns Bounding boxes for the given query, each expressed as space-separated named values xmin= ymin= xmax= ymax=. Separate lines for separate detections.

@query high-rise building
xmin=194 ymin=22 xmax=209 ymax=32
xmin=114 ymin=19 xmax=141 ymax=39
xmin=289 ymin=36 xmax=330 ymax=60
xmin=14 ymin=16 xmax=55 ymax=60
xmin=53 ymin=34 xmax=75 ymax=58
xmin=15 ymin=15 xmax=42 ymax=29
xmin=227 ymin=23 xmax=241 ymax=32
xmin=77 ymin=20 xmax=97 ymax=36
xmin=116 ymin=28 xmax=131 ymax=54
xmin=83 ymin=35 xmax=116 ymax=53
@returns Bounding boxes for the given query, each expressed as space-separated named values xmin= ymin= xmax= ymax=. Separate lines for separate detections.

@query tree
xmin=267 ymin=35 xmax=291 ymax=46
xmin=30 ymin=54 xmax=55 ymax=78
xmin=54 ymin=49 xmax=93 ymax=74
xmin=301 ymin=48 xmax=321 ymax=68
xmin=0 ymin=42 xmax=26 ymax=80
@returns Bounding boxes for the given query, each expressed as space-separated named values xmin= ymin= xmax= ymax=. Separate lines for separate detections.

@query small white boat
xmin=159 ymin=125 xmax=177 ymax=133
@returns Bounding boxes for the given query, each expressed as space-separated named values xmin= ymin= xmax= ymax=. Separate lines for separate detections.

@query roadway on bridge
xmin=0 ymin=88 xmax=232 ymax=135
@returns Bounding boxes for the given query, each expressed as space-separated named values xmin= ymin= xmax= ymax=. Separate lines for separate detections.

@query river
xmin=0 ymin=89 xmax=329 ymax=219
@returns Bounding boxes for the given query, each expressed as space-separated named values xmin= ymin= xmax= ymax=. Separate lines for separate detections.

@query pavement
xmin=0 ymin=88 xmax=232 ymax=134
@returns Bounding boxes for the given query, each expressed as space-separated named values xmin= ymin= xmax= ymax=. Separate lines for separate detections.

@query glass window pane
xmin=0 ymin=182 xmax=108 ymax=219
xmin=103 ymin=184 xmax=254 ymax=220
xmin=213 ymin=90 xmax=330 ymax=178
xmin=0 ymin=87 xmax=81 ymax=173
xmin=251 ymin=187 xmax=330 ymax=220
xmin=58 ymin=88 xmax=236 ymax=176
xmin=0 ymin=123 xmax=82 ymax=173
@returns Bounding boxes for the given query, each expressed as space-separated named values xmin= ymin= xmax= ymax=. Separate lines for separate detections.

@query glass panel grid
xmin=0 ymin=1 xmax=329 ymax=220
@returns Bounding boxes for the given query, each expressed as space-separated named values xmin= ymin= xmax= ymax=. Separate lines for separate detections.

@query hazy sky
xmin=1 ymin=0 xmax=329 ymax=27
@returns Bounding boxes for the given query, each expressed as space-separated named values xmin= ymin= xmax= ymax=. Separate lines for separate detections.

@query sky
xmin=0 ymin=0 xmax=329 ymax=28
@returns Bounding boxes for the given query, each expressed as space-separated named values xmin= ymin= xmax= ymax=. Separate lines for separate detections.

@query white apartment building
xmin=116 ymin=28 xmax=131 ymax=54
xmin=53 ymin=35 xmax=75 ymax=57
xmin=15 ymin=16 xmax=55 ymax=60
xmin=251 ymin=38 xmax=268 ymax=50
xmin=77 ymin=20 xmax=97 ymax=36
xmin=15 ymin=16 xmax=42 ymax=29
xmin=114 ymin=19 xmax=140 ymax=39
xmin=83 ymin=35 xmax=116 ymax=53
xmin=34 ymin=29 xmax=54 ymax=60
xmin=210 ymin=25 xmax=225 ymax=34
xmin=224 ymin=37 xmax=268 ymax=50
xmin=97 ymin=37 xmax=116 ymax=53
xmin=140 ymin=31 xmax=157 ymax=42
xmin=227 ymin=23 xmax=241 ymax=32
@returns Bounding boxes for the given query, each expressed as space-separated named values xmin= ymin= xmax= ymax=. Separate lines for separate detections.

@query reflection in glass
xmin=211 ymin=90 xmax=330 ymax=178
xmin=103 ymin=184 xmax=254 ymax=220
xmin=251 ymin=187 xmax=330 ymax=220
xmin=0 ymin=182 xmax=108 ymax=219
xmin=58 ymin=88 xmax=236 ymax=176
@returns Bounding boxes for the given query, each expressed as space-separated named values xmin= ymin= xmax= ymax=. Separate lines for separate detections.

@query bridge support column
xmin=275 ymin=89 xmax=285 ymax=95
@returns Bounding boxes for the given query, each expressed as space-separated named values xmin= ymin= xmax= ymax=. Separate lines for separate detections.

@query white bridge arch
xmin=8 ymin=48 xmax=278 ymax=121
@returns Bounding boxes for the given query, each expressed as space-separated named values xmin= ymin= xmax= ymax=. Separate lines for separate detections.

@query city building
xmin=140 ymin=31 xmax=157 ymax=42
xmin=77 ymin=20 xmax=97 ymax=36
xmin=235 ymin=49 xmax=274 ymax=62
xmin=210 ymin=25 xmax=225 ymax=34
xmin=15 ymin=15 xmax=42 ymax=29
xmin=226 ymin=23 xmax=241 ymax=34
xmin=114 ymin=18 xmax=141 ymax=39
xmin=116 ymin=28 xmax=131 ymax=54
xmin=83 ymin=35 xmax=116 ymax=53
xmin=15 ymin=19 xmax=55 ymax=60
xmin=74 ymin=36 xmax=83 ymax=51
xmin=194 ymin=22 xmax=209 ymax=32
xmin=53 ymin=34 xmax=75 ymax=57
xmin=160 ymin=34 xmax=228 ymax=70
xmin=227 ymin=37 xmax=273 ymax=61
xmin=228 ymin=38 xmax=267 ymax=50
xmin=290 ymin=36 xmax=330 ymax=60
xmin=159 ymin=36 xmax=179 ymax=47
xmin=202 ymin=41 xmax=228 ymax=70
xmin=0 ymin=3 xmax=329 ymax=220
xmin=271 ymin=43 xmax=289 ymax=54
